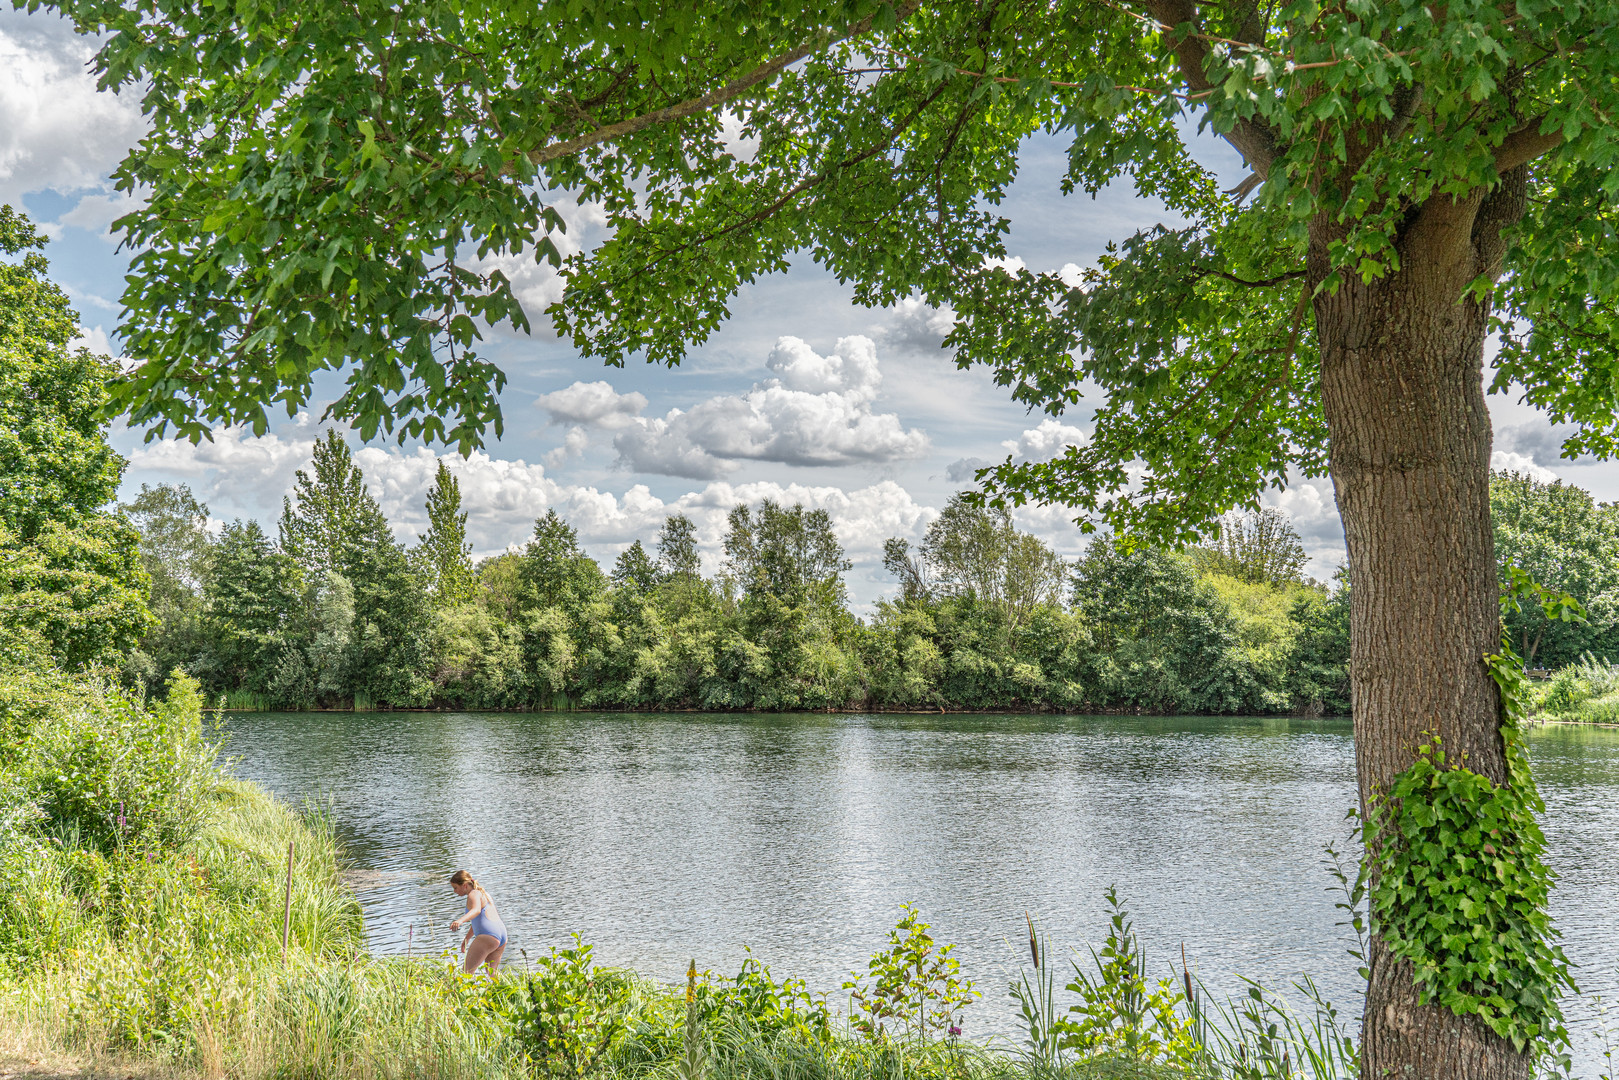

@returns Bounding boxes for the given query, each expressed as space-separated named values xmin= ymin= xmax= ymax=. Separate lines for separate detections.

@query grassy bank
xmin=1 ymin=667 xmax=1360 ymax=1080
xmin=1531 ymin=655 xmax=1619 ymax=725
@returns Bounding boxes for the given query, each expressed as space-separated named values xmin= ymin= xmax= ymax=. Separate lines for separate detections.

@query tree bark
xmin=1314 ymin=175 xmax=1532 ymax=1080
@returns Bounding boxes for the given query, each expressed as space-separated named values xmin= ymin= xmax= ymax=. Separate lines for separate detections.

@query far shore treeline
xmin=110 ymin=437 xmax=1619 ymax=718
xmin=120 ymin=433 xmax=1355 ymax=716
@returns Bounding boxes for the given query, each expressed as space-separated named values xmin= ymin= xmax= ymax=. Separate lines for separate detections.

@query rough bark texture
xmin=1314 ymin=169 xmax=1531 ymax=1080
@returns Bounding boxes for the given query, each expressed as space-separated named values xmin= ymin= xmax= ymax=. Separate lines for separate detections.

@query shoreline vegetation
xmin=1 ymin=667 xmax=1367 ymax=1080
xmin=128 ymin=432 xmax=1354 ymax=720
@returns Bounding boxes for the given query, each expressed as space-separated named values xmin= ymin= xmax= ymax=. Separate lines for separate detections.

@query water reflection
xmin=223 ymin=712 xmax=1619 ymax=1073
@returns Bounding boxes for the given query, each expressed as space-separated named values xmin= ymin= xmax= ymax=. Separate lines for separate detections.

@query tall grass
xmin=219 ymin=690 xmax=275 ymax=712
xmin=1533 ymin=654 xmax=1619 ymax=723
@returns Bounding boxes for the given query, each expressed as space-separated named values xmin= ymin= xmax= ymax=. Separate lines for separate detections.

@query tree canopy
xmin=0 ymin=206 xmax=150 ymax=668
xmin=41 ymin=0 xmax=1618 ymax=536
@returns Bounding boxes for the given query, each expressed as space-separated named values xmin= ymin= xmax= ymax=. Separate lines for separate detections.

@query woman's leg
xmin=486 ymin=942 xmax=506 ymax=973
xmin=464 ymin=934 xmax=500 ymax=974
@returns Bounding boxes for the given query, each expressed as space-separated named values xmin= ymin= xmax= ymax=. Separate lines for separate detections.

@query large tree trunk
xmin=1314 ymin=175 xmax=1532 ymax=1080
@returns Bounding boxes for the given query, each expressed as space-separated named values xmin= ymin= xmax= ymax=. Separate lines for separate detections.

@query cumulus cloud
xmin=536 ymin=381 xmax=648 ymax=428
xmin=606 ymin=335 xmax=929 ymax=479
xmin=466 ymin=197 xmax=609 ymax=336
xmin=0 ymin=10 xmax=147 ymax=207
xmin=70 ymin=324 xmax=115 ymax=357
xmin=55 ymin=189 xmax=141 ymax=242
xmin=1495 ymin=421 xmax=1585 ymax=469
xmin=879 ymin=297 xmax=957 ymax=354
xmin=123 ymin=427 xmax=938 ymax=587
xmin=945 ymin=457 xmax=991 ymax=482
xmin=1491 ymin=449 xmax=1559 ymax=483
xmin=1003 ymin=419 xmax=1088 ymax=461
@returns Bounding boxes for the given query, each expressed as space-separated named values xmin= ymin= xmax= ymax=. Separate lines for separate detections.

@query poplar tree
xmin=417 ymin=461 xmax=477 ymax=606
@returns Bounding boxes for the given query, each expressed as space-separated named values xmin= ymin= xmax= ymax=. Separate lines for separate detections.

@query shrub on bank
xmin=1531 ymin=654 xmax=1619 ymax=723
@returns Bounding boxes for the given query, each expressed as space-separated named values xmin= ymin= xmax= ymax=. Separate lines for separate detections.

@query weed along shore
xmin=2 ymin=668 xmax=1375 ymax=1080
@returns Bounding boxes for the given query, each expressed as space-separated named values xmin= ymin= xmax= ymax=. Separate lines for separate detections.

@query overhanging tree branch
xmin=512 ymin=2 xmax=922 ymax=174
xmin=1138 ymin=0 xmax=1282 ymax=176
xmin=1494 ymin=118 xmax=1563 ymax=174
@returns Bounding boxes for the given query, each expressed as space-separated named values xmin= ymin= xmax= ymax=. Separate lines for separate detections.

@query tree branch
xmin=1494 ymin=118 xmax=1562 ymax=174
xmin=1191 ymin=266 xmax=1303 ymax=288
xmin=1138 ymin=0 xmax=1282 ymax=176
xmin=513 ymin=2 xmax=921 ymax=174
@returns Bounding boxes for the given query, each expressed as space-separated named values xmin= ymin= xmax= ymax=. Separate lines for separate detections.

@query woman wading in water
xmin=448 ymin=870 xmax=507 ymax=974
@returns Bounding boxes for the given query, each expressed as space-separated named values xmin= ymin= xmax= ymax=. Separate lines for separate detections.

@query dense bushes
xmin=125 ymin=456 xmax=1349 ymax=715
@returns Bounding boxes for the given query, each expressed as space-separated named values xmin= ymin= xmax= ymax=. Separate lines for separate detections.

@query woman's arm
xmin=449 ymin=892 xmax=484 ymax=931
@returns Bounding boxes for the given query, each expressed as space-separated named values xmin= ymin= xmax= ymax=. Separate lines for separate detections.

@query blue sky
xmin=2 ymin=7 xmax=1599 ymax=609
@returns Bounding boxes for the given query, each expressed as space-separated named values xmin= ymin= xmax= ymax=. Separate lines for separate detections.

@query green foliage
xmin=899 ymin=494 xmax=1069 ymax=631
xmin=0 ymin=206 xmax=152 ymax=669
xmin=1070 ymin=538 xmax=1258 ymax=713
xmin=416 ymin=461 xmax=477 ymax=607
xmin=843 ymin=904 xmax=978 ymax=1044
xmin=23 ymin=669 xmax=215 ymax=853
xmin=1364 ymin=739 xmax=1574 ymax=1055
xmin=1192 ymin=509 xmax=1308 ymax=588
xmin=1053 ymin=890 xmax=1199 ymax=1069
xmin=1492 ymin=471 xmax=1619 ymax=667
xmin=203 ymin=520 xmax=306 ymax=695
xmin=725 ymin=501 xmax=850 ymax=608
xmin=1364 ymin=582 xmax=1580 ymax=1058
xmin=512 ymin=937 xmax=632 ymax=1079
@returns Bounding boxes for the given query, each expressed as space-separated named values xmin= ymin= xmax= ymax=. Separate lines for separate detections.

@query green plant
xmin=26 ymin=670 xmax=216 ymax=853
xmin=705 ymin=950 xmax=832 ymax=1043
xmin=1009 ymin=915 xmax=1062 ymax=1071
xmin=675 ymin=960 xmax=709 ymax=1080
xmin=511 ymin=936 xmax=631 ymax=1078
xmin=1197 ymin=978 xmax=1358 ymax=1080
xmin=1053 ymin=889 xmax=1197 ymax=1069
xmin=844 ymin=904 xmax=978 ymax=1046
xmin=1357 ymin=574 xmax=1579 ymax=1060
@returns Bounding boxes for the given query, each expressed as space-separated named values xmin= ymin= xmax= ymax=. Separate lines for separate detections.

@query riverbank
xmin=3 ymin=671 xmax=1368 ymax=1080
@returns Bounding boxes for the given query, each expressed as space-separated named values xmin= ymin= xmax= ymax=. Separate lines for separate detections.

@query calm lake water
xmin=225 ymin=712 xmax=1619 ymax=1073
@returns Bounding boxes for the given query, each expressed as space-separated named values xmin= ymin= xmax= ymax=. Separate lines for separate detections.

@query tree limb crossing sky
xmin=0 ymin=7 xmax=1598 ymax=608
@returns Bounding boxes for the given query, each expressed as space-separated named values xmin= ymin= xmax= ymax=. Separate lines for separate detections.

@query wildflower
xmin=949 ymin=1025 xmax=962 ymax=1037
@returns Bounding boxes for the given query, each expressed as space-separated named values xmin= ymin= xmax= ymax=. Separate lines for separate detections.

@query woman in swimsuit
xmin=448 ymin=870 xmax=507 ymax=974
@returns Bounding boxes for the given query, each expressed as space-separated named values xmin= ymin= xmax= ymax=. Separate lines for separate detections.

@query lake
xmin=224 ymin=711 xmax=1619 ymax=1073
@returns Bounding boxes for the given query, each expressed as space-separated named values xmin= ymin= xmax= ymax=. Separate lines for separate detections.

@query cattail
xmin=1025 ymin=912 xmax=1040 ymax=968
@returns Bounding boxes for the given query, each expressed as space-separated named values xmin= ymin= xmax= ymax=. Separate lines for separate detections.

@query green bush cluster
xmin=1528 ymin=653 xmax=1619 ymax=724
xmin=126 ymin=448 xmax=1349 ymax=715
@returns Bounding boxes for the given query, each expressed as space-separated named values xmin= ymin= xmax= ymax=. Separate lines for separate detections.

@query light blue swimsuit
xmin=469 ymin=891 xmax=507 ymax=946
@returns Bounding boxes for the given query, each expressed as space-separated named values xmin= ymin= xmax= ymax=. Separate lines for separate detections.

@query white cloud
xmin=466 ymin=197 xmax=609 ymax=336
xmin=1492 ymin=449 xmax=1559 ymax=483
xmin=878 ymin=296 xmax=957 ymax=353
xmin=55 ymin=188 xmax=140 ymax=242
xmin=543 ymin=426 xmax=590 ymax=468
xmin=124 ymin=427 xmax=941 ymax=596
xmin=536 ymin=381 xmax=647 ymax=428
xmin=70 ymin=324 xmax=115 ymax=356
xmin=945 ymin=457 xmax=991 ymax=483
xmin=0 ymin=10 xmax=147 ymax=207
xmin=609 ymin=335 xmax=930 ymax=479
xmin=1003 ymin=418 xmax=1088 ymax=460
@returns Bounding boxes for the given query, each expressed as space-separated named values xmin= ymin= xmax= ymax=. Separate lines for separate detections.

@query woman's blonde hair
xmin=448 ymin=870 xmax=480 ymax=891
